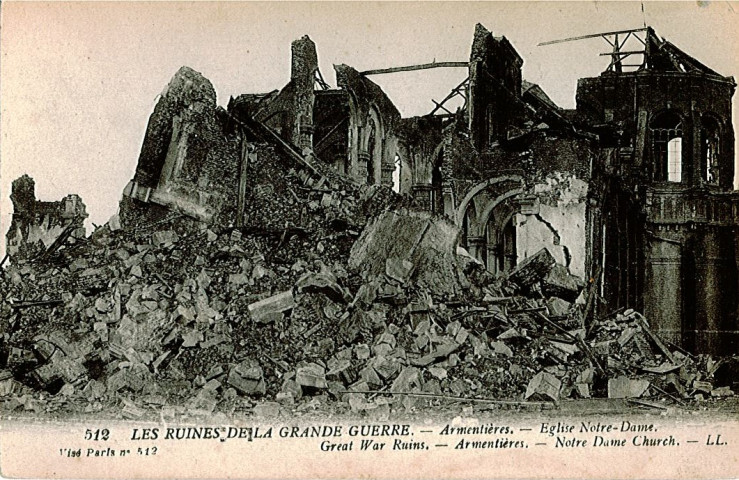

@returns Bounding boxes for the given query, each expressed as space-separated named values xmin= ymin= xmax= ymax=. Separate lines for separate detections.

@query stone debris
xmin=1 ymin=194 xmax=734 ymax=420
xmin=525 ymin=372 xmax=562 ymax=401
xmin=247 ymin=291 xmax=295 ymax=324
xmin=506 ymin=248 xmax=556 ymax=290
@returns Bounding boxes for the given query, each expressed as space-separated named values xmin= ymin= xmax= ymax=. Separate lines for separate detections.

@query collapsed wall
xmin=5 ymin=175 xmax=87 ymax=260
xmin=120 ymin=66 xmax=240 ymax=226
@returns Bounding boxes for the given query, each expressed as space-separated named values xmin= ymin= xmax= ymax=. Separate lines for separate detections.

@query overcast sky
xmin=2 ymin=1 xmax=738 ymax=258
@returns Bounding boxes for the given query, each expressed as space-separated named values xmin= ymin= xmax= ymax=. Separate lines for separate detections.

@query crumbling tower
xmin=569 ymin=27 xmax=739 ymax=353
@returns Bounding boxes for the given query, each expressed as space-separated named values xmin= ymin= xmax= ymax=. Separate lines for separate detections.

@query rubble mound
xmin=1 ymin=174 xmax=736 ymax=420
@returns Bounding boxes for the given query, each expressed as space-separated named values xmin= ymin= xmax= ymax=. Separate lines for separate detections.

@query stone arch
xmin=455 ymin=175 xmax=524 ymax=225
xmin=392 ymin=147 xmax=413 ymax=194
xmin=471 ymin=188 xmax=523 ymax=238
xmin=395 ymin=141 xmax=413 ymax=185
xmin=460 ymin=188 xmax=523 ymax=269
xmin=461 ymin=200 xmax=477 ymax=250
xmin=485 ymin=209 xmax=518 ymax=274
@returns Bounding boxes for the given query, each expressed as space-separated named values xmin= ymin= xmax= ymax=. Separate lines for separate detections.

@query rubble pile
xmin=0 ymin=178 xmax=736 ymax=420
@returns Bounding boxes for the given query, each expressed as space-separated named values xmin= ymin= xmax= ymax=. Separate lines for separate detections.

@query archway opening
xmin=367 ymin=119 xmax=377 ymax=185
xmin=486 ymin=215 xmax=516 ymax=274
xmin=701 ymin=116 xmax=721 ymax=185
xmin=392 ymin=154 xmax=401 ymax=193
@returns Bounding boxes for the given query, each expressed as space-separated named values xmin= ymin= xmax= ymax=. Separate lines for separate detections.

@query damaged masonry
xmin=1 ymin=24 xmax=738 ymax=419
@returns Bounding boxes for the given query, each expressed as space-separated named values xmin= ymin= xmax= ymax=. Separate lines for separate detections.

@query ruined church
xmin=9 ymin=24 xmax=739 ymax=355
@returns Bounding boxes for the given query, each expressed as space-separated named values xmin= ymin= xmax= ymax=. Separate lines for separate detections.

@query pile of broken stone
xmin=0 ymin=182 xmax=736 ymax=420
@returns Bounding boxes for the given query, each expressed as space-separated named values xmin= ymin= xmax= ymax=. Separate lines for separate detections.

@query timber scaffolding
xmin=361 ymin=60 xmax=470 ymax=116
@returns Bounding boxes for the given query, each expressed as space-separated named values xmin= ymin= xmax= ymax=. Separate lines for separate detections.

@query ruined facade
xmin=5 ymin=175 xmax=88 ymax=259
xmin=576 ymin=28 xmax=738 ymax=354
xmin=115 ymin=24 xmax=738 ymax=354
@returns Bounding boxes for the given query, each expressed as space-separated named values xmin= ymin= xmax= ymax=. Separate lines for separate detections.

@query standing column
xmin=410 ymin=185 xmax=434 ymax=213
xmin=693 ymin=226 xmax=730 ymax=354
xmin=357 ymin=152 xmax=370 ymax=185
xmin=643 ymin=226 xmax=684 ymax=347
xmin=466 ymin=236 xmax=486 ymax=265
xmin=694 ymin=225 xmax=736 ymax=355
xmin=290 ymin=36 xmax=317 ymax=152
xmin=381 ymin=163 xmax=395 ymax=188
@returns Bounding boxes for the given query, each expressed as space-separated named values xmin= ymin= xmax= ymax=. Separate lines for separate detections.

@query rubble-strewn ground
xmin=1 ymin=173 xmax=737 ymax=422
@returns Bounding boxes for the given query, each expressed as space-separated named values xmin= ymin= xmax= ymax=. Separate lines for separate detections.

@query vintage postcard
xmin=1 ymin=1 xmax=738 ymax=478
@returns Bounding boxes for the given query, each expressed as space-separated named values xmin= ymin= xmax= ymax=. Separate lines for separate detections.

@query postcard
xmin=1 ymin=2 xmax=738 ymax=478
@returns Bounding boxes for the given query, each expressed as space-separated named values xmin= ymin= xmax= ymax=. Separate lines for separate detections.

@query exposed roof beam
xmin=431 ymin=99 xmax=454 ymax=115
xmin=429 ymin=76 xmax=469 ymax=115
xmin=538 ymin=27 xmax=648 ymax=46
xmin=361 ymin=61 xmax=468 ymax=75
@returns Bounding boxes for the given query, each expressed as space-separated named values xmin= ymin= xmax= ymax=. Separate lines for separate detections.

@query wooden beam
xmin=314 ymin=117 xmax=348 ymax=152
xmin=599 ymin=50 xmax=645 ymax=56
xmin=429 ymin=76 xmax=469 ymax=115
xmin=236 ymin=131 xmax=250 ymax=228
xmin=431 ymin=99 xmax=453 ymax=115
xmin=538 ymin=27 xmax=648 ymax=46
xmin=361 ymin=61 xmax=468 ymax=75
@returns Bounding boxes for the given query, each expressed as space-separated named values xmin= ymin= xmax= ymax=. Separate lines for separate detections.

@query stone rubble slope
xmin=1 ymin=172 xmax=736 ymax=420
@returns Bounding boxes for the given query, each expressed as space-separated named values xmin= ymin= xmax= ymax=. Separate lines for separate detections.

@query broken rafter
xmin=429 ymin=76 xmax=469 ymax=116
xmin=534 ymin=311 xmax=606 ymax=376
xmin=228 ymin=110 xmax=320 ymax=177
xmin=540 ymin=27 xmax=650 ymax=73
xmin=632 ymin=313 xmax=678 ymax=365
xmin=360 ymin=61 xmax=468 ymax=76
xmin=431 ymin=99 xmax=454 ymax=115
xmin=314 ymin=117 xmax=348 ymax=152
xmin=236 ymin=130 xmax=250 ymax=228
xmin=33 ymin=220 xmax=79 ymax=262
xmin=314 ymin=69 xmax=330 ymax=90
xmin=10 ymin=299 xmax=63 ymax=310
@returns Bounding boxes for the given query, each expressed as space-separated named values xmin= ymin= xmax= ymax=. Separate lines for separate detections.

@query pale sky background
xmin=2 ymin=1 xmax=738 ymax=259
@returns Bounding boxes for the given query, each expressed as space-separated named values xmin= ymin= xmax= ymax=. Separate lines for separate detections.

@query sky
xmin=2 ymin=1 xmax=738 ymax=259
